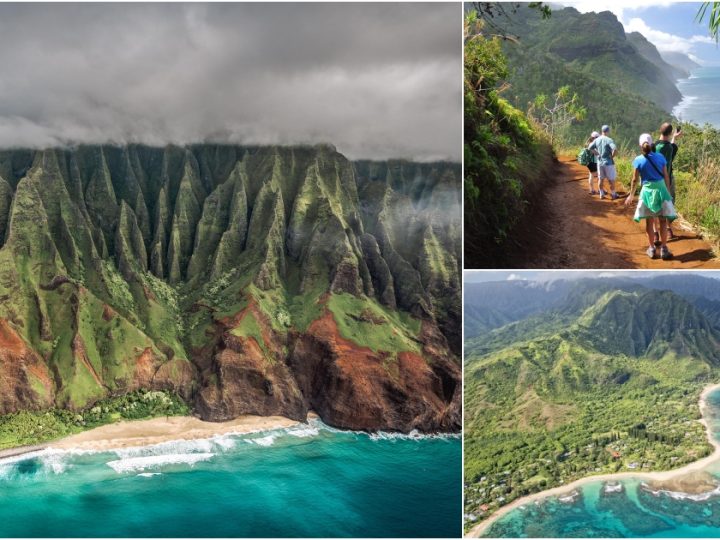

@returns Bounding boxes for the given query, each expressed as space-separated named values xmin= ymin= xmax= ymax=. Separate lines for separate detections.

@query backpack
xmin=577 ymin=147 xmax=592 ymax=166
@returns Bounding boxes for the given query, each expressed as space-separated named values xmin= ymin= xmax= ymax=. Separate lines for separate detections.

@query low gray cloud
xmin=0 ymin=3 xmax=461 ymax=160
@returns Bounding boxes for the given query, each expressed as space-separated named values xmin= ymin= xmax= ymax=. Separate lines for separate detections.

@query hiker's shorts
xmin=587 ymin=162 xmax=597 ymax=173
xmin=668 ymin=173 xmax=676 ymax=201
xmin=598 ymin=164 xmax=616 ymax=181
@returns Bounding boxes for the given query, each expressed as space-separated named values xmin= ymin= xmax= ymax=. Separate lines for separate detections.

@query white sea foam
xmin=111 ymin=434 xmax=238 ymax=459
xmin=137 ymin=472 xmax=162 ymax=477
xmin=641 ymin=482 xmax=720 ymax=502
xmin=106 ymin=453 xmax=215 ymax=473
xmin=0 ymin=449 xmax=77 ymax=479
xmin=39 ymin=452 xmax=69 ymax=474
xmin=285 ymin=426 xmax=320 ymax=438
xmin=672 ymin=95 xmax=698 ymax=118
xmin=558 ymin=491 xmax=580 ymax=503
xmin=604 ymin=482 xmax=623 ymax=494
xmin=368 ymin=428 xmax=460 ymax=441
xmin=248 ymin=435 xmax=277 ymax=447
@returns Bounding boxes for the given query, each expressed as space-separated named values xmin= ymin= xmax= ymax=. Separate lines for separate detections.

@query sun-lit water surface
xmin=673 ymin=67 xmax=720 ymax=128
xmin=0 ymin=420 xmax=460 ymax=538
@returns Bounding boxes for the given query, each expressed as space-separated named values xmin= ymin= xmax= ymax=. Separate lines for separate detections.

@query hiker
xmin=588 ymin=125 xmax=618 ymax=199
xmin=654 ymin=122 xmax=683 ymax=240
xmin=580 ymin=131 xmax=600 ymax=194
xmin=625 ymin=133 xmax=677 ymax=260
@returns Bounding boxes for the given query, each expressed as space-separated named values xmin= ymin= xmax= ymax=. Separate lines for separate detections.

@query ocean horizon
xmin=0 ymin=419 xmax=461 ymax=538
xmin=673 ymin=66 xmax=720 ymax=128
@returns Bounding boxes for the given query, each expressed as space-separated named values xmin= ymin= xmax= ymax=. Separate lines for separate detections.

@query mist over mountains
xmin=0 ymin=3 xmax=460 ymax=161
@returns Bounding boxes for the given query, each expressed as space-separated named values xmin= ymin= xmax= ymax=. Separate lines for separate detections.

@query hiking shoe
xmin=653 ymin=231 xmax=661 ymax=247
xmin=647 ymin=246 xmax=656 ymax=259
xmin=668 ymin=227 xmax=676 ymax=240
xmin=599 ymin=190 xmax=606 ymax=199
xmin=611 ymin=192 xmax=618 ymax=200
xmin=661 ymin=246 xmax=673 ymax=260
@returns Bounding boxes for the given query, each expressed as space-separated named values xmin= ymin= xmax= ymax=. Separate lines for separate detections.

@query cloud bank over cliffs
xmin=0 ymin=3 xmax=460 ymax=160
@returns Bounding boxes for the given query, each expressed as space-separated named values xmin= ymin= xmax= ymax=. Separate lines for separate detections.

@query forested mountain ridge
xmin=499 ymin=7 xmax=684 ymax=142
xmin=0 ymin=144 xmax=461 ymax=433
xmin=464 ymin=278 xmax=720 ymax=527
xmin=627 ymin=31 xmax=689 ymax=81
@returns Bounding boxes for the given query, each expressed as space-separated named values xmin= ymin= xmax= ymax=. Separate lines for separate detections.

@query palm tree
xmin=697 ymin=3 xmax=720 ymax=42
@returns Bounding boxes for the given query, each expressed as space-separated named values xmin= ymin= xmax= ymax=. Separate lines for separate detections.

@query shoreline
xmin=0 ymin=414 xmax=307 ymax=461
xmin=465 ymin=382 xmax=720 ymax=538
xmin=49 ymin=414 xmax=305 ymax=452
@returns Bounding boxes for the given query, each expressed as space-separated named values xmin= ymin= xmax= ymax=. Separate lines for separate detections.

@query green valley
xmin=464 ymin=275 xmax=720 ymax=530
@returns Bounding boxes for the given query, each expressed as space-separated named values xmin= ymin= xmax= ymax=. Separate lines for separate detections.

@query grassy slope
xmin=463 ymin=289 xmax=719 ymax=529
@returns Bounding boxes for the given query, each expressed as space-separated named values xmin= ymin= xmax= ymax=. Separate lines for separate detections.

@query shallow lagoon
xmin=484 ymin=388 xmax=720 ymax=538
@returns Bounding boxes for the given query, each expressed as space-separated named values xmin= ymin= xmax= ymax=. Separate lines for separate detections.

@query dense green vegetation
xmin=464 ymin=281 xmax=720 ymax=530
xmin=464 ymin=12 xmax=554 ymax=267
xmin=498 ymin=6 xmax=678 ymax=146
xmin=0 ymin=144 xmax=461 ymax=435
xmin=0 ymin=389 xmax=189 ymax=451
xmin=327 ymin=292 xmax=422 ymax=354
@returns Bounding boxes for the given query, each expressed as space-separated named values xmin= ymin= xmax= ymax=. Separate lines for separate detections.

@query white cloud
xmin=0 ymin=3 xmax=460 ymax=160
xmin=506 ymin=274 xmax=525 ymax=281
xmin=623 ymin=17 xmax=710 ymax=54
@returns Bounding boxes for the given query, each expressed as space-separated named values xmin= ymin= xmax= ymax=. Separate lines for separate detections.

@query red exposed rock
xmin=287 ymin=310 xmax=460 ymax=432
xmin=102 ymin=304 xmax=116 ymax=322
xmin=0 ymin=319 xmax=54 ymax=414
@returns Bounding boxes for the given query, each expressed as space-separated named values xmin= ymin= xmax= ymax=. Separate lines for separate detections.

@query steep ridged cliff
xmin=0 ymin=144 xmax=461 ymax=432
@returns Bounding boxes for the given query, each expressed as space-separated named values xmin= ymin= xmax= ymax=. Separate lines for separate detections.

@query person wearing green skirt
xmin=624 ymin=133 xmax=677 ymax=260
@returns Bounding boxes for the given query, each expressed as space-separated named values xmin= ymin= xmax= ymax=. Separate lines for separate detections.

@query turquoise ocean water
xmin=673 ymin=67 xmax=720 ymax=127
xmin=0 ymin=419 xmax=460 ymax=537
xmin=483 ymin=387 xmax=720 ymax=538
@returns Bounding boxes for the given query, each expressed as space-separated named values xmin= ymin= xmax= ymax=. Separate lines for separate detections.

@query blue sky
xmin=560 ymin=2 xmax=720 ymax=65
xmin=464 ymin=270 xmax=720 ymax=283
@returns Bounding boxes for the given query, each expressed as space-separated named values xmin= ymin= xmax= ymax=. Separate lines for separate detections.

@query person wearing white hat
xmin=587 ymin=125 xmax=618 ymax=199
xmin=624 ymin=133 xmax=677 ymax=260
xmin=583 ymin=131 xmax=601 ymax=195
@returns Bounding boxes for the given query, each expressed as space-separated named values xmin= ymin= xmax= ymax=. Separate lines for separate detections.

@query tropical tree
xmin=528 ymin=86 xmax=587 ymax=145
xmin=697 ymin=2 xmax=720 ymax=42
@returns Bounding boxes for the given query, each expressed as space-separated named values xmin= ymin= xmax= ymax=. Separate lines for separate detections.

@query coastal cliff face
xmin=0 ymin=144 xmax=461 ymax=433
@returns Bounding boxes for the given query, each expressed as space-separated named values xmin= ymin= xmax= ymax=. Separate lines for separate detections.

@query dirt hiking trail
xmin=505 ymin=156 xmax=720 ymax=269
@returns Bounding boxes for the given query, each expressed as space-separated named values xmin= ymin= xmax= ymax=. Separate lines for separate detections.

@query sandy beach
xmin=466 ymin=383 xmax=720 ymax=538
xmin=45 ymin=414 xmax=304 ymax=452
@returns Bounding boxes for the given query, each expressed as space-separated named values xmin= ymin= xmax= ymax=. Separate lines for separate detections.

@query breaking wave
xmin=641 ymin=482 xmax=720 ymax=502
xmin=107 ymin=453 xmax=215 ymax=473
xmin=0 ymin=416 xmax=459 ymax=481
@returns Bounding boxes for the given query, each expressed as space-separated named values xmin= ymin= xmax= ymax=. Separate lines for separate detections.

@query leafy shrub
xmin=464 ymin=12 xmax=554 ymax=266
